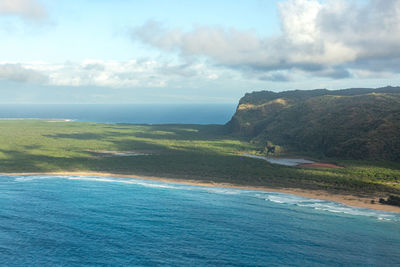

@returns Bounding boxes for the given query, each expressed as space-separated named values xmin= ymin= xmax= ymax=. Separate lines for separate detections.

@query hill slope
xmin=227 ymin=86 xmax=400 ymax=161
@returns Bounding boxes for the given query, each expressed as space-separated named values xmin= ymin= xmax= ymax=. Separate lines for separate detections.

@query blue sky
xmin=0 ymin=0 xmax=399 ymax=104
xmin=1 ymin=0 xmax=281 ymax=62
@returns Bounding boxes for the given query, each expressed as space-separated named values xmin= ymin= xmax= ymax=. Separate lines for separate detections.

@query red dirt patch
xmin=299 ymin=162 xmax=344 ymax=169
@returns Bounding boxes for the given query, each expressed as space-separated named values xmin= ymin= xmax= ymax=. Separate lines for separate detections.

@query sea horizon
xmin=3 ymin=0 xmax=400 ymax=265
xmin=0 ymin=104 xmax=237 ymax=125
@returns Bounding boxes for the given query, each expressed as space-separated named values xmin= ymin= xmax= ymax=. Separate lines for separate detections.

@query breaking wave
xmin=264 ymin=193 xmax=399 ymax=221
xmin=11 ymin=174 xmax=400 ymax=221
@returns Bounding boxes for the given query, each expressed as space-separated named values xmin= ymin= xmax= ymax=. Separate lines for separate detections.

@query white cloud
xmin=131 ymin=0 xmax=400 ymax=79
xmin=0 ymin=60 xmax=226 ymax=88
xmin=279 ymin=0 xmax=321 ymax=44
xmin=0 ymin=0 xmax=47 ymax=20
xmin=0 ymin=63 xmax=48 ymax=83
xmin=352 ymin=69 xmax=393 ymax=79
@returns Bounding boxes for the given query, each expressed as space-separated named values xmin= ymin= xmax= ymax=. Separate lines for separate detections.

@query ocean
xmin=1 ymin=175 xmax=399 ymax=266
xmin=0 ymin=104 xmax=236 ymax=124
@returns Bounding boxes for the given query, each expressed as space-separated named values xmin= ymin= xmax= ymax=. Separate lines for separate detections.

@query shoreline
xmin=2 ymin=171 xmax=400 ymax=214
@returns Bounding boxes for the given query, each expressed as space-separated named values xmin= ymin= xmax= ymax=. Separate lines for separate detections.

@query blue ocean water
xmin=1 ymin=175 xmax=399 ymax=266
xmin=0 ymin=104 xmax=236 ymax=124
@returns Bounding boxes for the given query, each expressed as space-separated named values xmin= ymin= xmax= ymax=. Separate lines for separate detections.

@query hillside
xmin=227 ymin=86 xmax=400 ymax=161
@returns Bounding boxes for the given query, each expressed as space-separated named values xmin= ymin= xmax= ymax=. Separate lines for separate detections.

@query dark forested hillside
xmin=227 ymin=86 xmax=400 ymax=161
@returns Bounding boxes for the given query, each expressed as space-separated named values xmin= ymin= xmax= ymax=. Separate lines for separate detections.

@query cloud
xmin=1 ymin=60 xmax=223 ymax=88
xmin=0 ymin=0 xmax=47 ymax=20
xmin=0 ymin=63 xmax=48 ymax=83
xmin=258 ymin=72 xmax=292 ymax=82
xmin=157 ymin=63 xmax=198 ymax=77
xmin=131 ymin=0 xmax=400 ymax=79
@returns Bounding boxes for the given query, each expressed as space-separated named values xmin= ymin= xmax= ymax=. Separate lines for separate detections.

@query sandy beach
xmin=2 ymin=171 xmax=399 ymax=213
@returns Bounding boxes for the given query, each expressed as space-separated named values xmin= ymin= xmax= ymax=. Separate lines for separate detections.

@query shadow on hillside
xmin=24 ymin=145 xmax=43 ymax=150
xmin=43 ymin=133 xmax=111 ymax=140
xmin=42 ymin=124 xmax=230 ymax=142
xmin=0 ymin=147 xmax=144 ymax=173
xmin=0 ymin=149 xmax=48 ymax=172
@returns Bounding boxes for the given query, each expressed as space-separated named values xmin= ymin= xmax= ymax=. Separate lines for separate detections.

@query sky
xmin=0 ymin=0 xmax=399 ymax=104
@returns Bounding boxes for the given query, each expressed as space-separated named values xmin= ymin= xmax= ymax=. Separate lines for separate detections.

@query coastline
xmin=2 ymin=171 xmax=400 ymax=213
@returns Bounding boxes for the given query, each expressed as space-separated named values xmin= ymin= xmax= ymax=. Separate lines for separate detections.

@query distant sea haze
xmin=0 ymin=104 xmax=236 ymax=124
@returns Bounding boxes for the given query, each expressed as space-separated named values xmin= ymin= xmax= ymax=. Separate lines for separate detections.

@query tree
xmin=266 ymin=144 xmax=275 ymax=155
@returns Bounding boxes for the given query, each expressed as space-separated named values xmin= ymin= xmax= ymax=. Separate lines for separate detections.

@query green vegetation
xmin=227 ymin=86 xmax=400 ymax=161
xmin=0 ymin=119 xmax=399 ymax=198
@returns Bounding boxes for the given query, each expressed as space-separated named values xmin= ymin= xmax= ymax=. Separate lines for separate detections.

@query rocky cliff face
xmin=227 ymin=86 xmax=400 ymax=161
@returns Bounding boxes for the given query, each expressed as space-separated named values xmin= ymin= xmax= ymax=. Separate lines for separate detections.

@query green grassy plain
xmin=0 ymin=119 xmax=399 ymax=197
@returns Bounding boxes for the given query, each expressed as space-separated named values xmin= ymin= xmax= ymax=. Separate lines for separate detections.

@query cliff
xmin=227 ymin=86 xmax=400 ymax=161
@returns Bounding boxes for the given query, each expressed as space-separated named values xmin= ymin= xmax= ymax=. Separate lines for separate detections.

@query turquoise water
xmin=0 ymin=104 xmax=236 ymax=124
xmin=1 ymin=175 xmax=399 ymax=266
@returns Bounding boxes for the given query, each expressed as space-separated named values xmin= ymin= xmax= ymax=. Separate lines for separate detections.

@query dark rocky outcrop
xmin=379 ymin=195 xmax=400 ymax=207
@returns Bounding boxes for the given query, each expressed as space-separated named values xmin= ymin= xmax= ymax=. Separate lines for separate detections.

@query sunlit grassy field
xmin=0 ymin=119 xmax=399 ymax=197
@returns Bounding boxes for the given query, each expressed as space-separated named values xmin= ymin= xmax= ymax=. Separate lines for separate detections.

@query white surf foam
xmin=67 ymin=176 xmax=181 ymax=189
xmin=14 ymin=175 xmax=68 ymax=182
xmin=201 ymin=188 xmax=243 ymax=195
xmin=264 ymin=193 xmax=399 ymax=221
xmin=14 ymin=175 xmax=180 ymax=190
xmin=11 ymin=174 xmax=400 ymax=221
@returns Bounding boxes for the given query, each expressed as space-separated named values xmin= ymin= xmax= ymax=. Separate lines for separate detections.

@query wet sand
xmin=2 ymin=171 xmax=399 ymax=213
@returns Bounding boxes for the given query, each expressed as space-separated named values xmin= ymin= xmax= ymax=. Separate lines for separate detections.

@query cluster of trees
xmin=379 ymin=195 xmax=400 ymax=207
